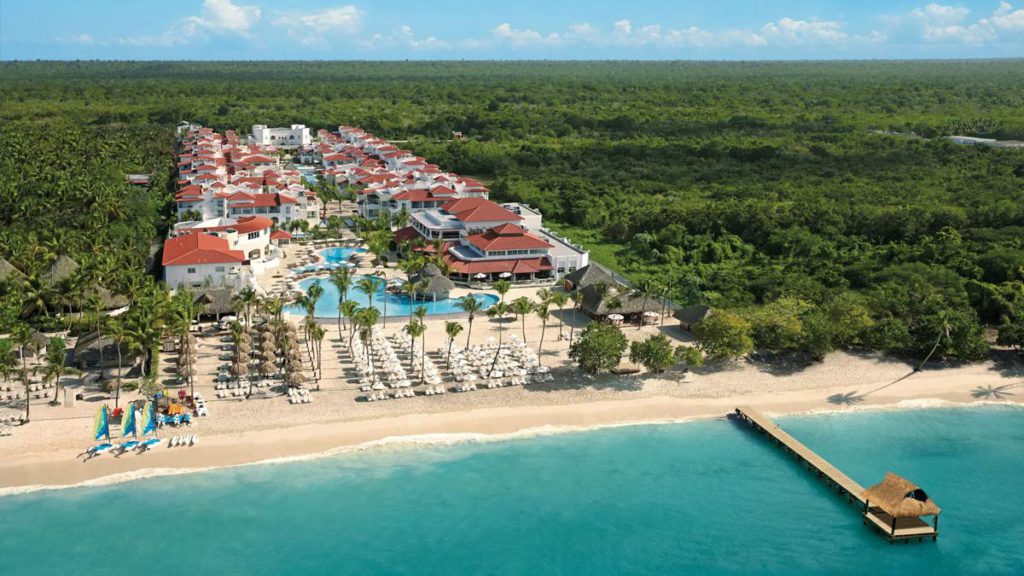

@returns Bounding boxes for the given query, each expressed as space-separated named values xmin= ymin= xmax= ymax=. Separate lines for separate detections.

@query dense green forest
xmin=2 ymin=60 xmax=1023 ymax=360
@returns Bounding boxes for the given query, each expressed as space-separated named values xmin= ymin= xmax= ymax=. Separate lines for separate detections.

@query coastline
xmin=3 ymin=370 xmax=1021 ymax=495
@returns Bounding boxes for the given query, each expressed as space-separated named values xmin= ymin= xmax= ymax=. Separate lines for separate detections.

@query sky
xmin=1 ymin=0 xmax=1023 ymax=60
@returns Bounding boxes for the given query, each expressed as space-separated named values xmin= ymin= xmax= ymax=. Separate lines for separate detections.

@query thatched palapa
xmin=861 ymin=472 xmax=941 ymax=518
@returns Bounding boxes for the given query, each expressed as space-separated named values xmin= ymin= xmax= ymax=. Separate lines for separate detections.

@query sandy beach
xmin=3 ymin=328 xmax=1021 ymax=494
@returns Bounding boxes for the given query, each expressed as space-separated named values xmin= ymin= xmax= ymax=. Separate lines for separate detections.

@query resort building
xmin=249 ymin=124 xmax=312 ymax=149
xmin=175 ymin=124 xmax=321 ymax=229
xmin=162 ymin=232 xmax=248 ymax=290
xmin=312 ymin=123 xmax=587 ymax=283
xmin=163 ymin=215 xmax=287 ymax=290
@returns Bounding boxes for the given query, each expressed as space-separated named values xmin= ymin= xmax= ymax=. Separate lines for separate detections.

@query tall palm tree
xmin=511 ymin=296 xmax=535 ymax=341
xmin=43 ymin=337 xmax=74 ymax=404
xmin=569 ymin=290 xmax=583 ymax=347
xmin=535 ymin=301 xmax=551 ymax=363
xmin=487 ymin=301 xmax=510 ymax=375
xmin=356 ymin=276 xmax=383 ymax=315
xmin=493 ymin=279 xmax=512 ymax=303
xmin=917 ymin=313 xmax=953 ymax=372
xmin=456 ymin=295 xmax=483 ymax=348
xmin=328 ymin=268 xmax=354 ymax=333
xmin=309 ymin=324 xmax=326 ymax=385
xmin=413 ymin=305 xmax=428 ymax=381
xmin=338 ymin=299 xmax=359 ymax=346
xmin=106 ymin=318 xmax=129 ymax=408
xmin=234 ymin=287 xmax=258 ymax=329
xmin=549 ymin=292 xmax=569 ymax=340
xmin=444 ymin=321 xmax=464 ymax=368
xmin=631 ymin=278 xmax=654 ymax=330
xmin=12 ymin=324 xmax=33 ymax=423
xmin=403 ymin=320 xmax=424 ymax=377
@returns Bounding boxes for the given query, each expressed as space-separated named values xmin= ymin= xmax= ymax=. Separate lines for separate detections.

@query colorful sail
xmin=121 ymin=404 xmax=136 ymax=438
xmin=93 ymin=406 xmax=109 ymax=441
xmin=141 ymin=401 xmax=156 ymax=435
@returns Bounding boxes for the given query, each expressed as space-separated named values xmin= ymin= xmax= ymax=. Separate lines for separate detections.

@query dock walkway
xmin=733 ymin=405 xmax=865 ymax=505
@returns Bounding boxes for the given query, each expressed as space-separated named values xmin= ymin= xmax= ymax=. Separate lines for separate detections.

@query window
xmin=248 ymin=231 xmax=260 ymax=240
xmin=187 ymin=267 xmax=196 ymax=274
xmin=215 ymin=266 xmax=225 ymax=272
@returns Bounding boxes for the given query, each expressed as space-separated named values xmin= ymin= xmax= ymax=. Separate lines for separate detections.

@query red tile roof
xmin=393 ymin=226 xmax=422 ymax=243
xmin=270 ymin=230 xmax=293 ymax=240
xmin=465 ymin=225 xmax=551 ymax=252
xmin=162 ymin=233 xmax=245 ymax=267
xmin=442 ymin=198 xmax=522 ymax=223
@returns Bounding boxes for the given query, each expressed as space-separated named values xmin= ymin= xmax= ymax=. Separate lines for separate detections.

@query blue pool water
xmin=2 ymin=406 xmax=1022 ymax=575
xmin=290 ymin=247 xmax=366 ymax=274
xmin=288 ymin=274 xmax=499 ymax=317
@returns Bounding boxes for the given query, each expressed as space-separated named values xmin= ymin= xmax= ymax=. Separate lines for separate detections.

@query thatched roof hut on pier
xmin=861 ymin=472 xmax=941 ymax=543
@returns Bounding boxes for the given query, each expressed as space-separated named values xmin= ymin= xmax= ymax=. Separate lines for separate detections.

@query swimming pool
xmin=288 ymin=275 xmax=500 ymax=318
xmin=291 ymin=247 xmax=366 ymax=274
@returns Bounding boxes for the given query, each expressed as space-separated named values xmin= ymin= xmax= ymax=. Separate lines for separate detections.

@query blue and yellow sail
xmin=121 ymin=404 xmax=137 ymax=438
xmin=93 ymin=405 xmax=109 ymax=441
xmin=141 ymin=401 xmax=156 ymax=436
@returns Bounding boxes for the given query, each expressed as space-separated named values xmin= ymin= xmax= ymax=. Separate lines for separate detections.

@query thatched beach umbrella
xmin=261 ymin=331 xmax=276 ymax=343
xmin=258 ymin=361 xmax=277 ymax=378
xmin=239 ymin=332 xmax=252 ymax=344
xmin=286 ymin=348 xmax=303 ymax=362
xmin=260 ymin=349 xmax=277 ymax=362
xmin=229 ymin=362 xmax=249 ymax=377
xmin=236 ymin=342 xmax=252 ymax=355
xmin=286 ymin=371 xmax=308 ymax=386
xmin=260 ymin=340 xmax=277 ymax=353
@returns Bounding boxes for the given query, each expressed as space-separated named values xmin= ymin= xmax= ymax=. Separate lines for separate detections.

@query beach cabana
xmin=861 ymin=472 xmax=941 ymax=543
xmin=408 ymin=263 xmax=456 ymax=301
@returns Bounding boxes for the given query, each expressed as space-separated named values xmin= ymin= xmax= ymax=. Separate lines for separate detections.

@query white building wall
xmin=165 ymin=263 xmax=246 ymax=290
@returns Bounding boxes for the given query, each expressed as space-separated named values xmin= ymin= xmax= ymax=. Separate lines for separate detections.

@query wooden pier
xmin=733 ymin=406 xmax=940 ymax=543
xmin=733 ymin=406 xmax=865 ymax=504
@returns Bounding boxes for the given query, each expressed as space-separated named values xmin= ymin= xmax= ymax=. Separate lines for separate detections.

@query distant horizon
xmin=3 ymin=57 xmax=1023 ymax=63
xmin=2 ymin=1 xmax=1023 ymax=61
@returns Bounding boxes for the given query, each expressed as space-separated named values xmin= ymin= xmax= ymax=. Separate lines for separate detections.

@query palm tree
xmin=414 ymin=305 xmax=428 ymax=382
xmin=456 ymin=295 xmax=483 ymax=348
xmin=404 ymin=320 xmax=425 ymax=379
xmin=535 ymin=301 xmax=551 ymax=362
xmin=309 ymin=324 xmax=326 ymax=386
xmin=338 ymin=299 xmax=359 ymax=346
xmin=569 ymin=290 xmax=583 ymax=347
xmin=328 ymin=268 xmax=354 ymax=333
xmin=444 ymin=321 xmax=464 ymax=368
xmin=234 ymin=287 xmax=258 ymax=329
xmin=106 ymin=318 xmax=129 ymax=408
xmin=631 ymin=278 xmax=654 ymax=330
xmin=549 ymin=292 xmax=569 ymax=340
xmin=511 ymin=296 xmax=535 ymax=341
xmin=43 ymin=337 xmax=76 ymax=404
xmin=917 ymin=313 xmax=953 ymax=372
xmin=486 ymin=301 xmax=510 ymax=375
xmin=12 ymin=324 xmax=33 ymax=422
xmin=493 ymin=279 xmax=512 ymax=303
xmin=356 ymin=276 xmax=383 ymax=315
xmin=652 ymin=281 xmax=670 ymax=327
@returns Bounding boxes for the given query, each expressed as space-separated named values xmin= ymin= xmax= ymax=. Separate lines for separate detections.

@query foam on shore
xmin=4 ymin=399 xmax=1020 ymax=497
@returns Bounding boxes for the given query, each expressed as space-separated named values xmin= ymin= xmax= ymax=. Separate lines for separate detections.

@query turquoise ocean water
xmin=2 ymin=406 xmax=1022 ymax=575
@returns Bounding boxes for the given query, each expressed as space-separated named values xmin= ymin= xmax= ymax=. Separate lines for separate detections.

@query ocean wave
xmin=2 ymin=399 xmax=1019 ymax=496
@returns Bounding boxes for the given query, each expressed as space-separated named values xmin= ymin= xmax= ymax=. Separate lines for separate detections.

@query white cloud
xmin=760 ymin=17 xmax=847 ymax=45
xmin=490 ymin=23 xmax=563 ymax=47
xmin=272 ymin=5 xmax=363 ymax=45
xmin=907 ymin=2 xmax=1024 ymax=44
xmin=359 ymin=25 xmax=447 ymax=51
xmin=186 ymin=0 xmax=262 ymax=35
xmin=116 ymin=0 xmax=261 ymax=47
xmin=67 ymin=34 xmax=94 ymax=45
xmin=985 ymin=1 xmax=1024 ymax=31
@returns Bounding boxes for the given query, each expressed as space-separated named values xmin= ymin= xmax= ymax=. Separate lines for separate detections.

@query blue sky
xmin=2 ymin=0 xmax=1022 ymax=60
